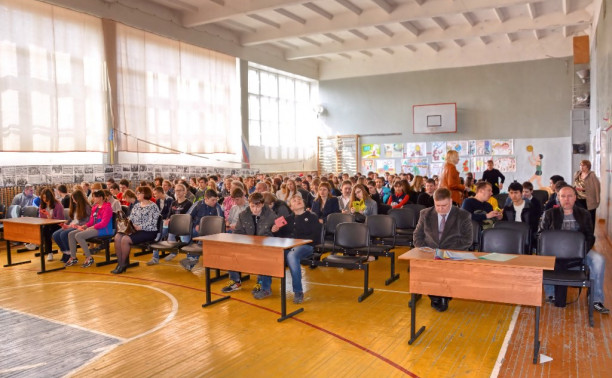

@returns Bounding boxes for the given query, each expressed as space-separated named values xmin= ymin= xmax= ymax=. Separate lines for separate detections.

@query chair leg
xmin=384 ymin=251 xmax=400 ymax=285
xmin=358 ymin=264 xmax=374 ymax=302
xmin=588 ymin=281 xmax=594 ymax=327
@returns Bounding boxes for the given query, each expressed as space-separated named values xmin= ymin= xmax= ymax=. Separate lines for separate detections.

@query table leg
xmin=408 ymin=293 xmax=426 ymax=345
xmin=277 ymin=276 xmax=303 ymax=322
xmin=37 ymin=225 xmax=65 ymax=274
xmin=202 ymin=267 xmax=230 ymax=308
xmin=533 ymin=306 xmax=540 ymax=364
xmin=4 ymin=239 xmax=32 ymax=267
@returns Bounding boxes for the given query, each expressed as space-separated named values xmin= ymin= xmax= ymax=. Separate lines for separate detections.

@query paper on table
xmin=479 ymin=253 xmax=518 ymax=262
xmin=434 ymin=250 xmax=478 ymax=260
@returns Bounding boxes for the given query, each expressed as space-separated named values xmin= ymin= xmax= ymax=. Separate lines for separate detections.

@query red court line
xmin=12 ymin=266 xmax=419 ymax=377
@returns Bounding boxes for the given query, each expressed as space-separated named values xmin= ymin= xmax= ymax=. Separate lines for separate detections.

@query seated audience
xmin=417 ymin=179 xmax=437 ymax=208
xmin=12 ymin=184 xmax=37 ymax=208
xmin=387 ymin=179 xmax=410 ymax=209
xmin=461 ymin=182 xmax=502 ymax=229
xmin=38 ymin=187 xmax=65 ymax=261
xmin=53 ymin=190 xmax=91 ymax=264
xmin=310 ymin=182 xmax=341 ymax=223
xmin=226 ymin=188 xmax=248 ymax=232
xmin=349 ymin=183 xmax=377 ymax=220
xmin=150 ymin=183 xmax=192 ymax=265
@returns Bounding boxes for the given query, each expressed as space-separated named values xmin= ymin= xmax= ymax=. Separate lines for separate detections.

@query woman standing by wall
xmin=440 ymin=150 xmax=466 ymax=206
xmin=574 ymin=159 xmax=600 ymax=226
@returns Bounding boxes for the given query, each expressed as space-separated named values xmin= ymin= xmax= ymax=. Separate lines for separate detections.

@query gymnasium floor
xmin=0 ymin=223 xmax=610 ymax=377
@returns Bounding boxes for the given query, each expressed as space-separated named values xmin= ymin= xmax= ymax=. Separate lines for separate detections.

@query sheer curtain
xmin=115 ymin=24 xmax=239 ymax=154
xmin=0 ymin=0 xmax=108 ymax=152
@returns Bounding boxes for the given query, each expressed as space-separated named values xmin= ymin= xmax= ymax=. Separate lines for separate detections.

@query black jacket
xmin=502 ymin=199 xmax=539 ymax=233
xmin=275 ymin=211 xmax=322 ymax=246
xmin=538 ymin=205 xmax=595 ymax=251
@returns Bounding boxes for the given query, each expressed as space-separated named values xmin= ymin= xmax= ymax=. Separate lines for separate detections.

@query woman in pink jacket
xmin=65 ymin=190 xmax=114 ymax=268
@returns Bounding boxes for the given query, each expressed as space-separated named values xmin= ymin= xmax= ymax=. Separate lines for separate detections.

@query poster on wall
xmin=446 ymin=140 xmax=469 ymax=156
xmin=405 ymin=142 xmax=427 ymax=157
xmin=431 ymin=141 xmax=446 ymax=162
xmin=361 ymin=144 xmax=381 ymax=159
xmin=491 ymin=139 xmax=513 ymax=155
xmin=470 ymin=140 xmax=492 ymax=155
xmin=472 ymin=156 xmax=492 ymax=173
xmin=457 ymin=157 xmax=471 ymax=174
xmin=401 ymin=158 xmax=429 ymax=176
xmin=429 ymin=162 xmax=444 ymax=177
xmin=363 ymin=160 xmax=374 ymax=172
xmin=376 ymin=159 xmax=396 ymax=175
xmin=383 ymin=143 xmax=404 ymax=158
xmin=494 ymin=156 xmax=517 ymax=172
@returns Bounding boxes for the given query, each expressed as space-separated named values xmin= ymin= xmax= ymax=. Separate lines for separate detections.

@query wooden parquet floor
xmin=0 ymin=222 xmax=610 ymax=377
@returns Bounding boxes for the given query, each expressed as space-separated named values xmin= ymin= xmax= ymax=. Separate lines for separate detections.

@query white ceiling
xmin=140 ymin=0 xmax=595 ymax=79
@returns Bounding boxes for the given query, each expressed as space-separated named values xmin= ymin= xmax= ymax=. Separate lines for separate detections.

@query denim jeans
xmin=52 ymin=228 xmax=78 ymax=252
xmin=259 ymin=245 xmax=314 ymax=293
xmin=544 ymin=250 xmax=606 ymax=303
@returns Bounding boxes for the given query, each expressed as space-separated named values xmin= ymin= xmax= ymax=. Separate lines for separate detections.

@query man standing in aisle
xmin=481 ymin=160 xmax=505 ymax=196
xmin=413 ymin=188 xmax=473 ymax=312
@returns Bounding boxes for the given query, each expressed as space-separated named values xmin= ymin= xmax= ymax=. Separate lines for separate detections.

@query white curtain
xmin=0 ymin=0 xmax=108 ymax=152
xmin=116 ymin=24 xmax=239 ymax=154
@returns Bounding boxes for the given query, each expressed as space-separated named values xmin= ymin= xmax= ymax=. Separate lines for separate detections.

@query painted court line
xmin=491 ymin=305 xmax=521 ymax=378
xmin=0 ymin=363 xmax=47 ymax=374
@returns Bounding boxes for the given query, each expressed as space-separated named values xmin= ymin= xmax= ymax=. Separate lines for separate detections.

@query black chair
xmin=1 ymin=205 xmax=20 ymax=242
xmin=88 ymin=212 xmax=118 ymax=267
xmin=312 ymin=213 xmax=354 ymax=259
xmin=538 ymin=230 xmax=594 ymax=327
xmin=402 ymin=203 xmax=425 ymax=223
xmin=308 ymin=222 xmax=373 ymax=302
xmin=21 ymin=206 xmax=39 ymax=217
xmin=180 ymin=216 xmax=231 ymax=280
xmin=494 ymin=221 xmax=532 ymax=254
xmin=470 ymin=220 xmax=482 ymax=251
xmin=0 ymin=203 xmax=5 ymax=238
xmin=387 ymin=208 xmax=418 ymax=246
xmin=480 ymin=228 xmax=525 ymax=255
xmin=355 ymin=214 xmax=399 ymax=285
xmin=532 ymin=190 xmax=549 ymax=206
xmin=149 ymin=214 xmax=193 ymax=258
xmin=493 ymin=193 xmax=508 ymax=208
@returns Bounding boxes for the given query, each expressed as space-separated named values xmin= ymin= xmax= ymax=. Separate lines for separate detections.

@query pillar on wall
xmin=571 ymin=35 xmax=591 ymax=173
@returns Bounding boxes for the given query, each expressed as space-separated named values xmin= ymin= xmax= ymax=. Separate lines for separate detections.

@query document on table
xmin=434 ymin=249 xmax=478 ymax=260
xmin=479 ymin=253 xmax=518 ymax=262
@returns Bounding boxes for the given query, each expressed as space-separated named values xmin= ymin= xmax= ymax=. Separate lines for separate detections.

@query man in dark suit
xmin=413 ymin=188 xmax=473 ymax=312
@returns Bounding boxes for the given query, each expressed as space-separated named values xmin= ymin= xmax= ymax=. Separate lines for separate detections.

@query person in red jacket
xmin=387 ymin=179 xmax=410 ymax=209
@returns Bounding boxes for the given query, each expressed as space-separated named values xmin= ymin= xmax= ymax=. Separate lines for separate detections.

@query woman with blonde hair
xmin=440 ymin=150 xmax=466 ymax=205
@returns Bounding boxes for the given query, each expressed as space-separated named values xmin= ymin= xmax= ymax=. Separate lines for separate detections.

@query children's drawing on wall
xmin=430 ymin=162 xmax=444 ymax=177
xmin=494 ymin=156 xmax=516 ymax=172
xmin=361 ymin=144 xmax=380 ymax=159
xmin=472 ymin=156 xmax=492 ymax=173
xmin=431 ymin=141 xmax=446 ymax=162
xmin=402 ymin=158 xmax=429 ymax=176
xmin=363 ymin=160 xmax=374 ymax=172
xmin=458 ymin=157 xmax=471 ymax=173
xmin=406 ymin=142 xmax=426 ymax=157
xmin=526 ymin=145 xmax=544 ymax=188
xmin=383 ymin=143 xmax=404 ymax=158
xmin=376 ymin=159 xmax=396 ymax=175
xmin=447 ymin=140 xmax=469 ymax=156
xmin=477 ymin=140 xmax=492 ymax=155
xmin=491 ymin=140 xmax=513 ymax=155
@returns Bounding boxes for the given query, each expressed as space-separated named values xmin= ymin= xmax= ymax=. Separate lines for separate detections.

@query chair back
xmin=531 ymin=190 xmax=549 ymax=205
xmin=402 ymin=204 xmax=425 ymax=222
xmin=334 ymin=222 xmax=369 ymax=249
xmin=0 ymin=203 xmax=5 ymax=219
xmin=388 ymin=208 xmax=417 ymax=229
xmin=63 ymin=208 xmax=70 ymax=221
xmin=167 ymin=214 xmax=193 ymax=236
xmin=365 ymin=214 xmax=396 ymax=238
xmin=22 ymin=206 xmax=39 ymax=217
xmin=481 ymin=228 xmax=525 ymax=254
xmin=324 ymin=213 xmax=354 ymax=234
xmin=199 ymin=216 xmax=225 ymax=236
xmin=6 ymin=205 xmax=21 ymax=219
xmin=471 ymin=220 xmax=482 ymax=251
xmin=538 ymin=230 xmax=586 ymax=260
xmin=493 ymin=193 xmax=508 ymax=207
xmin=494 ymin=221 xmax=531 ymax=252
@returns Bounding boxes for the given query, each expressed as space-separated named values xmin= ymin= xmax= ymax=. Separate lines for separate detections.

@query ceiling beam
xmin=303 ymin=2 xmax=333 ymax=20
xmin=453 ymin=39 xmax=464 ymax=47
xmin=432 ymin=16 xmax=448 ymax=30
xmin=382 ymin=47 xmax=395 ymax=54
xmin=300 ymin=37 xmax=321 ymax=46
xmin=375 ymin=25 xmax=394 ymax=37
xmin=182 ymin=0 xmax=305 ymax=27
xmin=323 ymin=33 xmax=345 ymax=43
xmin=562 ymin=0 xmax=570 ymax=15
xmin=241 ymin=0 xmax=537 ymax=46
xmin=371 ymin=0 xmax=397 ymax=14
xmin=527 ymin=2 xmax=537 ymax=19
xmin=493 ymin=8 xmax=505 ymax=23
xmin=285 ymin=9 xmax=590 ymax=59
xmin=349 ymin=29 xmax=369 ymax=40
xmin=247 ymin=14 xmax=280 ymax=28
xmin=462 ymin=12 xmax=476 ymax=27
xmin=336 ymin=0 xmax=363 ymax=15
xmin=426 ymin=42 xmax=440 ymax=52
xmin=274 ymin=8 xmax=306 ymax=24
xmin=400 ymin=21 xmax=421 ymax=36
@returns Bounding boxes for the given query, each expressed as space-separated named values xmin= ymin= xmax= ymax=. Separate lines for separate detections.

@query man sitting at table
xmin=461 ymin=181 xmax=502 ymax=229
xmin=413 ymin=188 xmax=473 ymax=312
xmin=11 ymin=184 xmax=37 ymax=208
xmin=221 ymin=192 xmax=276 ymax=296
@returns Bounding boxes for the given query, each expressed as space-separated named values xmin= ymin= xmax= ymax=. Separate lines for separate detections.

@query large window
xmin=116 ymin=25 xmax=239 ymax=154
xmin=0 ymin=0 xmax=108 ymax=152
xmin=248 ymin=65 xmax=317 ymax=148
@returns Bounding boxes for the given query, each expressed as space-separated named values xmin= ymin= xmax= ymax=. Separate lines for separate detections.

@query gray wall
xmin=319 ymin=58 xmax=573 ymax=146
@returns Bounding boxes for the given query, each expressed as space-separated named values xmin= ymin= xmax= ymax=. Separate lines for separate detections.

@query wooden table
xmin=194 ymin=233 xmax=312 ymax=322
xmin=1 ymin=217 xmax=66 ymax=274
xmin=399 ymin=248 xmax=555 ymax=363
